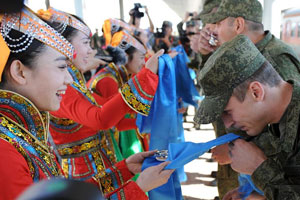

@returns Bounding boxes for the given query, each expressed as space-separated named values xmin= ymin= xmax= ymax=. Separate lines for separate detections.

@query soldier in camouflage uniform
xmin=196 ymin=0 xmax=300 ymax=198
xmin=191 ymin=1 xmax=239 ymax=198
xmin=195 ymin=34 xmax=300 ymax=200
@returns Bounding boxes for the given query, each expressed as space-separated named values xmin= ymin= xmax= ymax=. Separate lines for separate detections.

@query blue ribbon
xmin=139 ymin=54 xmax=182 ymax=200
xmin=172 ymin=45 xmax=200 ymax=107
xmin=238 ymin=174 xmax=264 ymax=199
xmin=164 ymin=133 xmax=264 ymax=199
xmin=165 ymin=133 xmax=240 ymax=169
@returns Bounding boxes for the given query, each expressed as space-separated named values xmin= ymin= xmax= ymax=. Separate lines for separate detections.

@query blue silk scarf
xmin=141 ymin=133 xmax=240 ymax=200
xmin=164 ymin=133 xmax=263 ymax=200
xmin=238 ymin=174 xmax=264 ymax=199
xmin=138 ymin=54 xmax=182 ymax=200
xmin=172 ymin=45 xmax=200 ymax=107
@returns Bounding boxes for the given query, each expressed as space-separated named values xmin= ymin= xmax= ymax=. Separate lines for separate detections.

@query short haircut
xmin=233 ymin=61 xmax=282 ymax=102
xmin=245 ymin=19 xmax=264 ymax=32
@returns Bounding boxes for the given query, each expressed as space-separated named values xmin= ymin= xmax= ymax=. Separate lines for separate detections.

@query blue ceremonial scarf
xmin=238 ymin=174 xmax=264 ymax=199
xmin=165 ymin=133 xmax=240 ymax=169
xmin=141 ymin=133 xmax=240 ymax=200
xmin=139 ymin=54 xmax=183 ymax=200
xmin=137 ymin=47 xmax=207 ymax=199
xmin=163 ymin=132 xmax=263 ymax=199
xmin=172 ymin=45 xmax=200 ymax=107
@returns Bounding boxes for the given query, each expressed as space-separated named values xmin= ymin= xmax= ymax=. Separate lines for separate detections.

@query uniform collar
xmin=277 ymin=81 xmax=300 ymax=152
xmin=255 ymin=31 xmax=272 ymax=52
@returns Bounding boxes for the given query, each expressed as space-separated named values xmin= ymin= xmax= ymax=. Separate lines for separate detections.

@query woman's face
xmin=126 ymin=50 xmax=145 ymax=74
xmin=71 ymin=31 xmax=93 ymax=71
xmin=19 ymin=46 xmax=73 ymax=111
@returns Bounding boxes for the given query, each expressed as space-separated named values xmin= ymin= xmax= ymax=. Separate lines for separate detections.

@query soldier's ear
xmin=234 ymin=17 xmax=245 ymax=34
xmin=248 ymin=81 xmax=265 ymax=102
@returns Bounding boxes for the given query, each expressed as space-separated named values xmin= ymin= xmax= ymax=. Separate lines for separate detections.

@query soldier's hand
xmin=229 ymin=139 xmax=267 ymax=175
xmin=190 ymin=30 xmax=215 ymax=55
xmin=136 ymin=162 xmax=174 ymax=192
xmin=145 ymin=49 xmax=164 ymax=74
xmin=245 ymin=192 xmax=266 ymax=200
xmin=211 ymin=143 xmax=231 ymax=165
xmin=223 ymin=187 xmax=241 ymax=200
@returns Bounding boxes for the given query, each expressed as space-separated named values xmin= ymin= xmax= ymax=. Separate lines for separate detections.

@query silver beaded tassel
xmin=0 ymin=13 xmax=35 ymax=53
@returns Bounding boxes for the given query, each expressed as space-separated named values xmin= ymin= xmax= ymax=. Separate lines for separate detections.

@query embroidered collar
xmin=0 ymin=89 xmax=49 ymax=150
xmin=68 ymin=65 xmax=98 ymax=105
xmin=107 ymin=62 xmax=130 ymax=86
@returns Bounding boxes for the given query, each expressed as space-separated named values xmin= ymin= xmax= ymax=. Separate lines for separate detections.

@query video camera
xmin=130 ymin=3 xmax=145 ymax=18
xmin=154 ymin=28 xmax=165 ymax=38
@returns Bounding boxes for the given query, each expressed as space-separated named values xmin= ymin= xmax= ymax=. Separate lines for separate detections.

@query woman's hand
xmin=136 ymin=162 xmax=174 ymax=192
xmin=83 ymin=50 xmax=107 ymax=73
xmin=125 ymin=150 xmax=157 ymax=174
xmin=145 ymin=49 xmax=164 ymax=74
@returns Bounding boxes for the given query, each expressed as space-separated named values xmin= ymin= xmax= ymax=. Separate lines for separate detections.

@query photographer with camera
xmin=177 ymin=12 xmax=198 ymax=40
xmin=129 ymin=3 xmax=154 ymax=32
xmin=153 ymin=21 xmax=179 ymax=53
xmin=177 ymin=12 xmax=200 ymax=69
xmin=129 ymin=3 xmax=155 ymax=53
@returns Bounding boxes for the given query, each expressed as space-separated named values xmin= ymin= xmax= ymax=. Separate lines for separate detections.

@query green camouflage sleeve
xmin=271 ymin=54 xmax=300 ymax=81
xmin=199 ymin=52 xmax=212 ymax=70
xmin=252 ymin=157 xmax=300 ymax=199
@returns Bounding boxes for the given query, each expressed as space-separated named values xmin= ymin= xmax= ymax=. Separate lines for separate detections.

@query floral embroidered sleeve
xmin=103 ymin=160 xmax=148 ymax=200
xmin=120 ymin=68 xmax=158 ymax=116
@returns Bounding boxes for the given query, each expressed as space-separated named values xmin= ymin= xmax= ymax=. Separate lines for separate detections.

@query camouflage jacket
xmin=199 ymin=31 xmax=300 ymax=199
xmin=252 ymin=81 xmax=300 ymax=200
xmin=201 ymin=31 xmax=300 ymax=136
xmin=256 ymin=31 xmax=300 ymax=82
xmin=198 ymin=31 xmax=300 ymax=81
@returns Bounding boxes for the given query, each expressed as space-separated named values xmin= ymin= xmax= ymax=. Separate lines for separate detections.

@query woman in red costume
xmin=38 ymin=8 xmax=173 ymax=199
xmin=0 ymin=7 xmax=74 ymax=199
xmin=87 ymin=31 xmax=147 ymax=165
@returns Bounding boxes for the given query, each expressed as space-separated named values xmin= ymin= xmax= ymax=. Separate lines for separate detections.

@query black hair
xmin=0 ymin=29 xmax=46 ymax=88
xmin=106 ymin=46 xmax=127 ymax=65
xmin=125 ymin=46 xmax=137 ymax=62
xmin=233 ymin=61 xmax=282 ymax=102
xmin=124 ymin=35 xmax=144 ymax=62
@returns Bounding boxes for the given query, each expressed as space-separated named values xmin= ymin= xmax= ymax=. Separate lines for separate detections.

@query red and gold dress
xmin=49 ymin=64 xmax=157 ymax=199
xmin=0 ymin=90 xmax=63 ymax=200
xmin=87 ymin=63 xmax=144 ymax=162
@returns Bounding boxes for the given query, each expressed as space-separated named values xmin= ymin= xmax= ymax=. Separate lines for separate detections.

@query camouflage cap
xmin=194 ymin=35 xmax=266 ymax=124
xmin=199 ymin=0 xmax=221 ymax=16
xmin=196 ymin=0 xmax=221 ymax=22
xmin=206 ymin=0 xmax=263 ymax=24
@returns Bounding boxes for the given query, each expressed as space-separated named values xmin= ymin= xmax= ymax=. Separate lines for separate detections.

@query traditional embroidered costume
xmin=87 ymin=31 xmax=147 ymax=164
xmin=0 ymin=7 xmax=74 ymax=199
xmin=38 ymin=8 xmax=156 ymax=199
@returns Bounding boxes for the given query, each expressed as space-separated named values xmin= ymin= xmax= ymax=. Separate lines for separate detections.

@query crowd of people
xmin=1 ymin=0 xmax=300 ymax=199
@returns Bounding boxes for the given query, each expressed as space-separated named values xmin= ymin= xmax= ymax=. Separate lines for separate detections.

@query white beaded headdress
xmin=38 ymin=7 xmax=91 ymax=37
xmin=0 ymin=6 xmax=75 ymax=61
xmin=111 ymin=30 xmax=146 ymax=54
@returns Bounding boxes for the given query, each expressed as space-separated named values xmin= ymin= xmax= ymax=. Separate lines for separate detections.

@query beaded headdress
xmin=103 ymin=18 xmax=133 ymax=46
xmin=38 ymin=7 xmax=91 ymax=37
xmin=0 ymin=14 xmax=10 ymax=82
xmin=111 ymin=30 xmax=146 ymax=54
xmin=0 ymin=7 xmax=75 ymax=81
